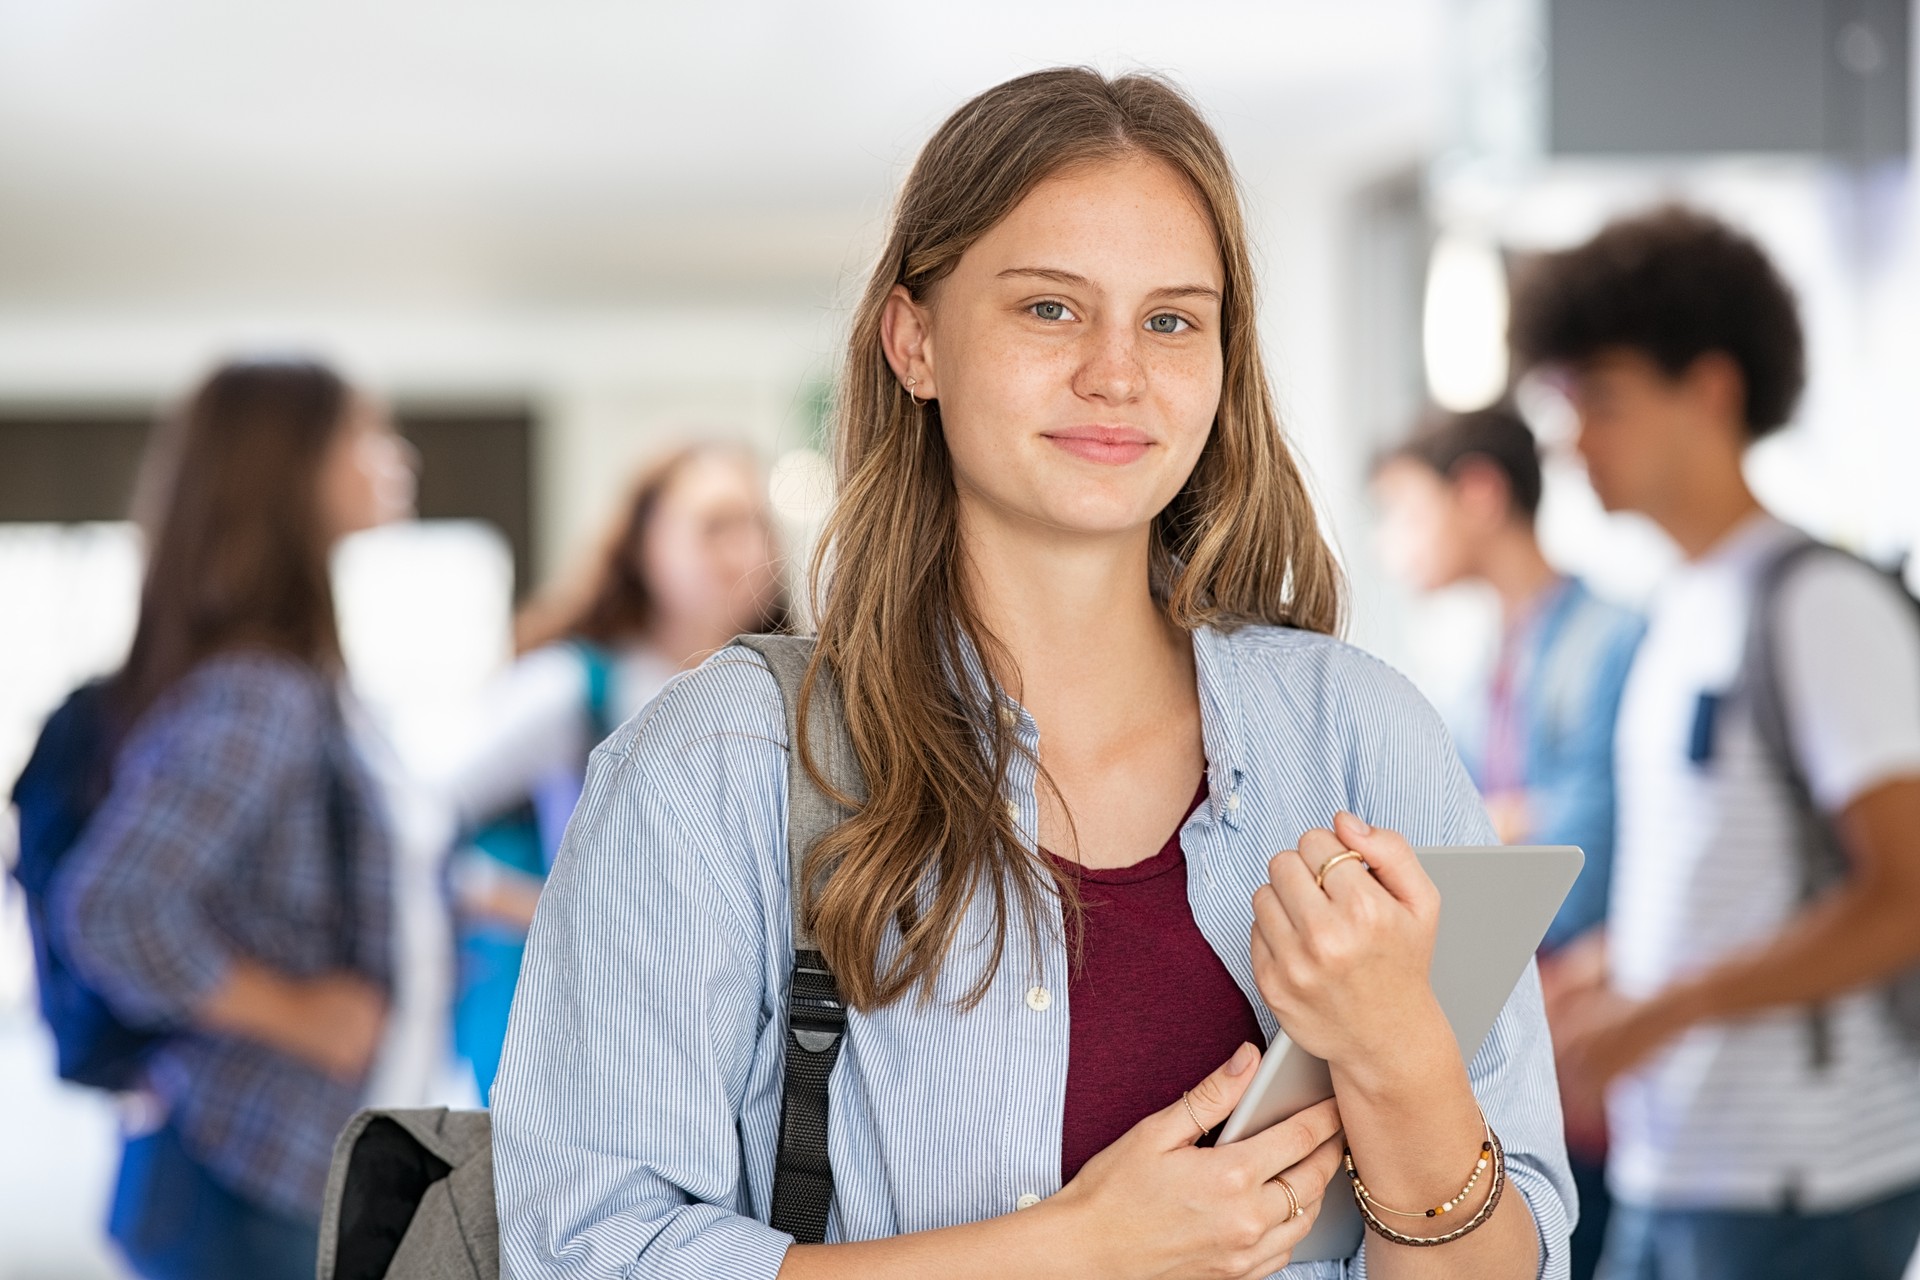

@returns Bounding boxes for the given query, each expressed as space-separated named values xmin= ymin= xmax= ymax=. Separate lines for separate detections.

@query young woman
xmin=441 ymin=443 xmax=787 ymax=1098
xmin=52 ymin=359 xmax=415 ymax=1279
xmin=493 ymin=70 xmax=1573 ymax=1279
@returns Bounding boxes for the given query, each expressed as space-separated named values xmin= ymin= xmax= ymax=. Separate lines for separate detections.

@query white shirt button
xmin=1026 ymin=985 xmax=1052 ymax=1012
xmin=1225 ymin=791 xmax=1240 ymax=812
xmin=997 ymin=704 xmax=1019 ymax=729
xmin=1006 ymin=801 xmax=1021 ymax=825
xmin=1015 ymin=1193 xmax=1042 ymax=1211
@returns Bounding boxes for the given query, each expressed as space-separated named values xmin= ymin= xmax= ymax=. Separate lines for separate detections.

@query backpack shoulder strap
xmin=318 ymin=692 xmax=369 ymax=978
xmin=566 ymin=640 xmax=618 ymax=742
xmin=730 ymin=632 xmax=866 ymax=1244
xmin=1742 ymin=540 xmax=1827 ymax=819
xmin=1743 ymin=539 xmax=1861 ymax=877
xmin=1742 ymin=538 xmax=1875 ymax=1068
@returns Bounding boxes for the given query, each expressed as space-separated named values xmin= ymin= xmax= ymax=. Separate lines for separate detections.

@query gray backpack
xmin=1743 ymin=540 xmax=1920 ymax=1064
xmin=316 ymin=635 xmax=861 ymax=1278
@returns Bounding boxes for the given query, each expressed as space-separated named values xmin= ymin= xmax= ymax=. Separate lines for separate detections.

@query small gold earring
xmin=905 ymin=376 xmax=922 ymax=407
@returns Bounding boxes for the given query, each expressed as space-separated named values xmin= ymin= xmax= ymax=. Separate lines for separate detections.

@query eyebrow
xmin=996 ymin=266 xmax=1221 ymax=303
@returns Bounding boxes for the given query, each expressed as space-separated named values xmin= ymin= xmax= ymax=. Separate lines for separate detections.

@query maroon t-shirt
xmin=1043 ymin=781 xmax=1267 ymax=1183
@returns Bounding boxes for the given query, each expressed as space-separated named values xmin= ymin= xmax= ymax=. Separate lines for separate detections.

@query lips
xmin=1042 ymin=425 xmax=1154 ymax=466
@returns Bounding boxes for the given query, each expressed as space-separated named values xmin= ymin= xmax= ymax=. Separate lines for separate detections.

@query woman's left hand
xmin=1249 ymin=812 xmax=1449 ymax=1075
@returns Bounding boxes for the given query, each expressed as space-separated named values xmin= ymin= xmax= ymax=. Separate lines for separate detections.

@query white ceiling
xmin=0 ymin=0 xmax=1446 ymax=306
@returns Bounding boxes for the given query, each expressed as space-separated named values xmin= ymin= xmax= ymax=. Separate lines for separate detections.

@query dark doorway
xmin=0 ymin=404 xmax=538 ymax=597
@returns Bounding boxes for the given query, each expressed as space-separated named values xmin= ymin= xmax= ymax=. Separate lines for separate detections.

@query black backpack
xmin=7 ymin=679 xmax=165 ymax=1090
xmin=1744 ymin=538 xmax=1920 ymax=1062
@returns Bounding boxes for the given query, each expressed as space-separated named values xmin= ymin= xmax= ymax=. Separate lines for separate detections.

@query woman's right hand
xmin=1049 ymin=1042 xmax=1346 ymax=1280
xmin=199 ymin=961 xmax=388 ymax=1082
xmin=284 ymin=972 xmax=389 ymax=1081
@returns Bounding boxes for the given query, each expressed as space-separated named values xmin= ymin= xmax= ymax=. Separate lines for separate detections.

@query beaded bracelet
xmin=1347 ymin=1128 xmax=1506 ymax=1248
xmin=1345 ymin=1110 xmax=1494 ymax=1219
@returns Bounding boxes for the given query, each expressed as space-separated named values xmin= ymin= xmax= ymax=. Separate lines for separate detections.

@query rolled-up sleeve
xmin=51 ymin=659 xmax=322 ymax=1025
xmin=1346 ymin=661 xmax=1576 ymax=1280
xmin=492 ymin=665 xmax=795 ymax=1280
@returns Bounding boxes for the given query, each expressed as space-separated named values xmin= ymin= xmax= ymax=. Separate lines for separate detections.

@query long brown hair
xmin=117 ymin=358 xmax=353 ymax=730
xmin=514 ymin=443 xmax=790 ymax=655
xmin=801 ymin=68 xmax=1345 ymax=1012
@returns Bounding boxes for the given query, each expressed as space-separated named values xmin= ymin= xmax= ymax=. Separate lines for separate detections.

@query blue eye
xmin=1146 ymin=313 xmax=1190 ymax=334
xmin=1030 ymin=300 xmax=1074 ymax=322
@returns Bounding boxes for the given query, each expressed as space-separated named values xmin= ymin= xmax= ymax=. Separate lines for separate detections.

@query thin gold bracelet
xmin=1350 ymin=1129 xmax=1506 ymax=1248
xmin=1344 ymin=1109 xmax=1494 ymax=1219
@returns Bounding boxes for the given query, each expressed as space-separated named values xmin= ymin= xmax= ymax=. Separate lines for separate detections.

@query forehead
xmin=1565 ymin=348 xmax=1671 ymax=394
xmin=661 ymin=451 xmax=757 ymax=509
xmin=957 ymin=153 xmax=1225 ymax=291
xmin=1373 ymin=456 xmax=1450 ymax=500
xmin=342 ymin=391 xmax=392 ymax=433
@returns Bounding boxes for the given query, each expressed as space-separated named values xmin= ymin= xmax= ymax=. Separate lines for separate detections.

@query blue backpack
xmin=10 ymin=673 xmax=362 ymax=1091
xmin=453 ymin=641 xmax=615 ymax=1101
xmin=7 ymin=680 xmax=164 ymax=1090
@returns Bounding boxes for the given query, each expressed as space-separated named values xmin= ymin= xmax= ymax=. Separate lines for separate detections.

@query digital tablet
xmin=1215 ymin=844 xmax=1583 ymax=1264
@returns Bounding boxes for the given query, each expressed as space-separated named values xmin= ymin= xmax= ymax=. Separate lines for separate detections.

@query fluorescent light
xmin=1423 ymin=232 xmax=1510 ymax=412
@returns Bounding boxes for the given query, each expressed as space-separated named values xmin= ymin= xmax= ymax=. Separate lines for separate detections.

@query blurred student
xmin=1512 ymin=206 xmax=1920 ymax=1280
xmin=1373 ymin=405 xmax=1641 ymax=938
xmin=49 ymin=360 xmax=416 ymax=1279
xmin=1372 ymin=404 xmax=1641 ymax=1280
xmin=442 ymin=443 xmax=787 ymax=1099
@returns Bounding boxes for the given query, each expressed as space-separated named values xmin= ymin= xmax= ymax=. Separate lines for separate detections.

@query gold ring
xmin=1180 ymin=1090 xmax=1208 ymax=1139
xmin=1314 ymin=850 xmax=1367 ymax=892
xmin=1274 ymin=1173 xmax=1302 ymax=1219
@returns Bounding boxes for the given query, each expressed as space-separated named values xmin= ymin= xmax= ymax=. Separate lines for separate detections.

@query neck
xmin=1656 ymin=457 xmax=1765 ymax=561
xmin=957 ymin=499 xmax=1189 ymax=735
xmin=646 ymin=614 xmax=740 ymax=671
xmin=1474 ymin=525 xmax=1563 ymax=624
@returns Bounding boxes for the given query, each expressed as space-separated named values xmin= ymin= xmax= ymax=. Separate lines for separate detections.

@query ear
xmin=1451 ymin=457 xmax=1517 ymax=529
xmin=1682 ymin=352 xmax=1749 ymax=444
xmin=879 ymin=285 xmax=938 ymax=400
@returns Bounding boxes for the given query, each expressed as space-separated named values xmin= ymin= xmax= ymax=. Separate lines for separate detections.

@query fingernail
xmin=1340 ymin=811 xmax=1373 ymax=835
xmin=1227 ymin=1042 xmax=1257 ymax=1075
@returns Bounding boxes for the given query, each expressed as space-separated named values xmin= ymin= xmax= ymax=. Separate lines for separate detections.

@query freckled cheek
xmin=953 ymin=337 xmax=1080 ymax=425
xmin=937 ymin=345 xmax=1058 ymax=489
xmin=1148 ymin=353 xmax=1225 ymax=454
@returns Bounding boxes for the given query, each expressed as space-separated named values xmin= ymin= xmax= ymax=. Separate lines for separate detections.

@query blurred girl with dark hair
xmin=442 ymin=441 xmax=786 ymax=1099
xmin=52 ymin=358 xmax=417 ymax=1278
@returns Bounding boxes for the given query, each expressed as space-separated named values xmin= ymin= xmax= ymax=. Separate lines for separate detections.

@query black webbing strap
xmin=732 ymin=634 xmax=865 ymax=1244
xmin=768 ymin=950 xmax=846 ymax=1243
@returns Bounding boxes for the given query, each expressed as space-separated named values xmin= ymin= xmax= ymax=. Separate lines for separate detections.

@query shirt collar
xmin=1695 ymin=510 xmax=1797 ymax=573
xmin=1191 ymin=624 xmax=1248 ymax=831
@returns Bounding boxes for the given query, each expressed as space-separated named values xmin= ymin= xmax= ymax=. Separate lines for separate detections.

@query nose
xmin=1071 ymin=317 xmax=1145 ymax=404
xmin=392 ymin=434 xmax=423 ymax=481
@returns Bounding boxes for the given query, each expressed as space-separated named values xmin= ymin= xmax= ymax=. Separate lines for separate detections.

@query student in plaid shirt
xmin=50 ymin=359 xmax=415 ymax=1280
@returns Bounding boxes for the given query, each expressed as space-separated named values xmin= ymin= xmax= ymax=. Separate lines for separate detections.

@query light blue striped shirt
xmin=493 ymin=624 xmax=1574 ymax=1279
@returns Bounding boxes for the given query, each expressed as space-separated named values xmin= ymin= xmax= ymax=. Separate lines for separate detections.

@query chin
xmin=1589 ymin=486 xmax=1628 ymax=515
xmin=1039 ymin=511 xmax=1153 ymax=540
xmin=1034 ymin=485 xmax=1170 ymax=537
xmin=989 ymin=483 xmax=1132 ymax=536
